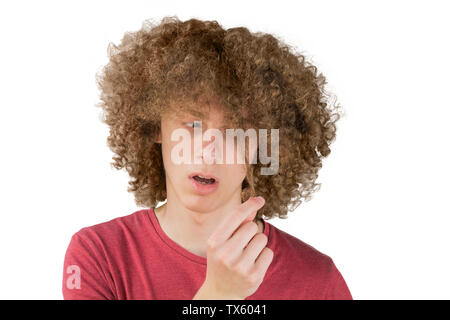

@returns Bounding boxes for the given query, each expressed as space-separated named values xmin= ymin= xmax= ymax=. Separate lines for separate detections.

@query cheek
xmin=160 ymin=139 xmax=171 ymax=164
xmin=223 ymin=165 xmax=247 ymax=187
xmin=160 ymin=135 xmax=181 ymax=173
xmin=222 ymin=139 xmax=244 ymax=164
xmin=222 ymin=137 xmax=256 ymax=165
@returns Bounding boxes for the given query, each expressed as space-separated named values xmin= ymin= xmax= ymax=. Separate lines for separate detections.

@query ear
xmin=155 ymin=131 xmax=162 ymax=144
xmin=154 ymin=123 xmax=162 ymax=144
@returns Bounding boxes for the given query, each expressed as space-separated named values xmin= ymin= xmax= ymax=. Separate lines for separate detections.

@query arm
xmin=62 ymin=231 xmax=115 ymax=300
xmin=323 ymin=260 xmax=353 ymax=300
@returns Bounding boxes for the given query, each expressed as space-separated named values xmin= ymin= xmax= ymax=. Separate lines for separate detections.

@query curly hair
xmin=95 ymin=16 xmax=343 ymax=220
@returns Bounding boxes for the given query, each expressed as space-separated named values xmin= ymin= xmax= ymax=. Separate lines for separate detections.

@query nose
xmin=191 ymin=120 xmax=226 ymax=165
xmin=202 ymin=136 xmax=217 ymax=164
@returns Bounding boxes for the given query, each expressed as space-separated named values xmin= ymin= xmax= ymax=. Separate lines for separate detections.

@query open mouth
xmin=191 ymin=175 xmax=216 ymax=185
xmin=189 ymin=173 xmax=219 ymax=195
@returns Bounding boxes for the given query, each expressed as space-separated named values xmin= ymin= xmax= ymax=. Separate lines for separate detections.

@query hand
xmin=194 ymin=196 xmax=274 ymax=300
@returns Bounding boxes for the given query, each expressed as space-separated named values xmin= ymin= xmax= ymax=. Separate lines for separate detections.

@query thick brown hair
xmin=95 ymin=16 xmax=343 ymax=220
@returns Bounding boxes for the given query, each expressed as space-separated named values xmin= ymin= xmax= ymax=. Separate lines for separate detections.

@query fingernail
xmin=255 ymin=196 xmax=265 ymax=205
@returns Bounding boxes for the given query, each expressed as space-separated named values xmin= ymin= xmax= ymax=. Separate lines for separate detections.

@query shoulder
xmin=267 ymin=222 xmax=335 ymax=278
xmin=71 ymin=209 xmax=150 ymax=248
xmin=270 ymin=223 xmax=333 ymax=263
xmin=266 ymin=222 xmax=352 ymax=299
xmin=62 ymin=209 xmax=149 ymax=299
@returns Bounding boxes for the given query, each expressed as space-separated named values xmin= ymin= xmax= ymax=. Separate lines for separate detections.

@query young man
xmin=62 ymin=16 xmax=352 ymax=300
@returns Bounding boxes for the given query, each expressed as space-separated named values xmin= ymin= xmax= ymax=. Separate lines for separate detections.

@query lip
xmin=188 ymin=172 xmax=219 ymax=181
xmin=189 ymin=172 xmax=219 ymax=195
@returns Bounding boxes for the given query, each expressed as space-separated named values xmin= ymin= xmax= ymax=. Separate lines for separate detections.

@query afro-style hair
xmin=95 ymin=16 xmax=343 ymax=220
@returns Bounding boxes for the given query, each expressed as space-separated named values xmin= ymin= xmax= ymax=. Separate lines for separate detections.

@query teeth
xmin=193 ymin=175 xmax=215 ymax=184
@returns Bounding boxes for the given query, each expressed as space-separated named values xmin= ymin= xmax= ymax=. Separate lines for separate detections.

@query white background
xmin=0 ymin=0 xmax=449 ymax=299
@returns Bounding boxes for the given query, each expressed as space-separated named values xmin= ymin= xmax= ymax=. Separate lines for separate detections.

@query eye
xmin=184 ymin=121 xmax=202 ymax=128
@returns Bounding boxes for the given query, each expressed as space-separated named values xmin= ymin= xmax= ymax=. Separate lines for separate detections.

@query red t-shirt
xmin=62 ymin=208 xmax=352 ymax=300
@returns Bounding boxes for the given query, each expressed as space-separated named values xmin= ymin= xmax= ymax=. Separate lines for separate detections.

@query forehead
xmin=166 ymin=97 xmax=229 ymax=123
xmin=162 ymin=87 xmax=251 ymax=128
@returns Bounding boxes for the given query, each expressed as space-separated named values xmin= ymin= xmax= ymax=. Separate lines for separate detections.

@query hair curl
xmin=95 ymin=16 xmax=343 ymax=220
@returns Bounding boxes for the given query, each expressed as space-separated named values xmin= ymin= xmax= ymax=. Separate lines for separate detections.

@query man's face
xmin=159 ymin=104 xmax=252 ymax=213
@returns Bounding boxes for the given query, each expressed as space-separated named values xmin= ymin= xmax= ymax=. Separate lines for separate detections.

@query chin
xmin=183 ymin=194 xmax=219 ymax=213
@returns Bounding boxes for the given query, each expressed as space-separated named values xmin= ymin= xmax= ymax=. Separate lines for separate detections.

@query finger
xmin=252 ymin=247 xmax=274 ymax=278
xmin=220 ymin=221 xmax=259 ymax=262
xmin=209 ymin=197 xmax=265 ymax=246
xmin=231 ymin=209 xmax=257 ymax=238
xmin=240 ymin=233 xmax=268 ymax=265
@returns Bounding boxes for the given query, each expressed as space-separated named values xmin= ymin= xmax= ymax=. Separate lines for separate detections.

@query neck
xmin=154 ymin=180 xmax=263 ymax=258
